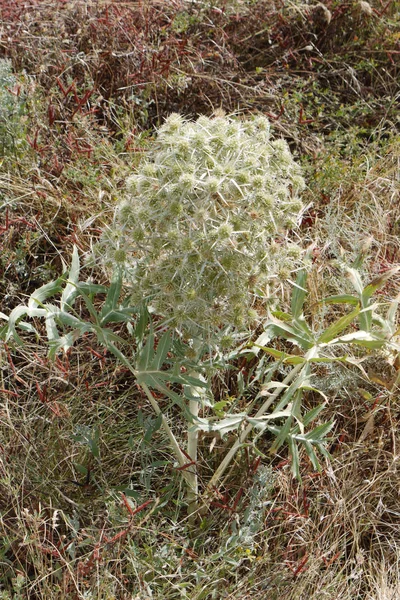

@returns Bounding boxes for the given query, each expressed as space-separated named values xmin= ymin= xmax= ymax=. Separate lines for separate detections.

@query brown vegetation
xmin=0 ymin=1 xmax=399 ymax=598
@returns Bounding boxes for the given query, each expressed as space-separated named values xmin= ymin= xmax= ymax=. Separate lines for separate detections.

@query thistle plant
xmin=5 ymin=253 xmax=398 ymax=518
xmin=102 ymin=112 xmax=305 ymax=340
xmin=3 ymin=113 xmax=309 ymax=520
xmin=100 ymin=112 xmax=306 ymax=515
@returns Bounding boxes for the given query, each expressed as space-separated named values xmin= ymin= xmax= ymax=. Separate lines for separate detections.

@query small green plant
xmin=198 ymin=261 xmax=400 ymax=491
xmin=0 ymin=249 xmax=209 ymax=511
xmin=4 ymin=250 xmax=398 ymax=520
xmin=0 ymin=59 xmax=26 ymax=156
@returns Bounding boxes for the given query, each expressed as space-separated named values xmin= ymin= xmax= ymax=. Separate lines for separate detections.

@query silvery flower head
xmin=109 ymin=113 xmax=306 ymax=341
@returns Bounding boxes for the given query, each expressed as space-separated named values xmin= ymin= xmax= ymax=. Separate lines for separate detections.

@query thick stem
xmin=204 ymin=362 xmax=304 ymax=496
xmin=186 ymin=367 xmax=206 ymax=520
xmin=186 ymin=396 xmax=199 ymax=518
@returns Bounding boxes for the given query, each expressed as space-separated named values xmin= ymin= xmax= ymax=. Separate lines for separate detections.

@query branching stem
xmin=204 ymin=361 xmax=304 ymax=496
xmin=140 ymin=382 xmax=195 ymax=492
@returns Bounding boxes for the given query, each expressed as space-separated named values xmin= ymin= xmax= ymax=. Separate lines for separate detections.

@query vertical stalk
xmin=204 ymin=361 xmax=304 ymax=497
xmin=186 ymin=394 xmax=199 ymax=518
xmin=186 ymin=364 xmax=206 ymax=520
xmin=140 ymin=382 xmax=194 ymax=491
xmin=115 ymin=347 xmax=196 ymax=495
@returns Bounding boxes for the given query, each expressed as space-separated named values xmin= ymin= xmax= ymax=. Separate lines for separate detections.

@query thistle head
xmin=106 ymin=113 xmax=306 ymax=342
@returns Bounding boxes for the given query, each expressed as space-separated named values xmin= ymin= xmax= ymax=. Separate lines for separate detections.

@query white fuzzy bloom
xmin=106 ymin=114 xmax=306 ymax=340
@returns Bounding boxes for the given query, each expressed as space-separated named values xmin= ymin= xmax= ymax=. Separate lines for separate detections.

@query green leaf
xmin=291 ymin=389 xmax=304 ymax=434
xmin=291 ymin=268 xmax=308 ymax=319
xmin=317 ymin=443 xmax=332 ymax=461
xmin=61 ymin=246 xmax=80 ymax=311
xmin=265 ymin=320 xmax=314 ymax=350
xmin=213 ymin=400 xmax=231 ymax=417
xmin=271 ymin=310 xmax=293 ymax=322
xmin=288 ymin=436 xmax=300 ymax=479
xmin=56 ymin=311 xmax=92 ymax=331
xmin=260 ymin=381 xmax=289 ymax=394
xmin=137 ymin=329 xmax=155 ymax=372
xmin=321 ymin=294 xmax=359 ymax=306
xmin=152 ymin=331 xmax=173 ymax=370
xmin=1 ymin=315 xmax=37 ymax=337
xmin=27 ymin=277 xmax=64 ymax=311
xmin=141 ymin=374 xmax=187 ymax=412
xmin=99 ymin=309 xmax=136 ymax=325
xmin=274 ymin=366 xmax=311 ymax=413
xmin=346 ymin=268 xmax=364 ymax=296
xmin=99 ymin=267 xmax=123 ymax=324
xmin=317 ymin=307 xmax=360 ymax=344
xmin=292 ymin=315 xmax=314 ymax=340
xmin=362 ymin=267 xmax=400 ymax=303
xmin=386 ymin=293 xmax=400 ymax=330
xmin=247 ymin=407 xmax=293 ymax=429
xmin=306 ymin=356 xmax=348 ymax=364
xmin=76 ymin=288 xmax=100 ymax=323
xmin=304 ymin=420 xmax=335 ymax=441
xmin=359 ymin=304 xmax=377 ymax=332
xmin=300 ymin=385 xmax=328 ymax=401
xmin=254 ymin=345 xmax=305 ymax=364
xmin=283 ymin=355 xmax=305 ymax=365
xmin=302 ymin=403 xmax=326 ymax=427
xmin=326 ymin=330 xmax=386 ymax=349
xmin=48 ymin=330 xmax=83 ymax=359
xmin=192 ymin=414 xmax=246 ymax=438
xmin=302 ymin=441 xmax=321 ymax=471
xmin=78 ymin=282 xmax=108 ymax=295
xmin=135 ymin=305 xmax=150 ymax=344
xmin=6 ymin=305 xmax=47 ymax=345
xmin=270 ymin=415 xmax=293 ymax=454
xmin=44 ymin=310 xmax=60 ymax=344
xmin=93 ymin=326 xmax=128 ymax=348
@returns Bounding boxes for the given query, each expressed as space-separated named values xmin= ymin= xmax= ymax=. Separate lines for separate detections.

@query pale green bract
xmin=103 ymin=113 xmax=305 ymax=339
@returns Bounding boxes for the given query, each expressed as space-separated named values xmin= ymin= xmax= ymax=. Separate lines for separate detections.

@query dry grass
xmin=0 ymin=0 xmax=400 ymax=598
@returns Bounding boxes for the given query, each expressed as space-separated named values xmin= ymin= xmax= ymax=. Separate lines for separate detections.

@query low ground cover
xmin=0 ymin=1 xmax=399 ymax=598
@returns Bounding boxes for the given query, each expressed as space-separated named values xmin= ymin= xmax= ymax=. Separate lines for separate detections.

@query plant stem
xmin=204 ymin=362 xmax=304 ymax=496
xmin=109 ymin=342 xmax=195 ymax=494
xmin=187 ymin=395 xmax=199 ymax=519
xmin=140 ymin=382 xmax=195 ymax=491
xmin=184 ymin=339 xmax=208 ymax=519
xmin=186 ymin=368 xmax=206 ymax=520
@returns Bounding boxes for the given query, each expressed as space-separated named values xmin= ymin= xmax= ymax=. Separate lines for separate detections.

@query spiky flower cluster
xmin=108 ymin=113 xmax=305 ymax=338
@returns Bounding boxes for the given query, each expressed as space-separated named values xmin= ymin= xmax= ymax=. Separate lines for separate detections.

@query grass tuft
xmin=0 ymin=1 xmax=399 ymax=598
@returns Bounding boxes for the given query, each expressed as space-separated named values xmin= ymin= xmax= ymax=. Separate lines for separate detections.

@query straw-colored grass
xmin=1 ymin=0 xmax=399 ymax=598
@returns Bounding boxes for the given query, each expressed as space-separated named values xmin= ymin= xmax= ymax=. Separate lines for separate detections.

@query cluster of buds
xmin=105 ymin=112 xmax=305 ymax=340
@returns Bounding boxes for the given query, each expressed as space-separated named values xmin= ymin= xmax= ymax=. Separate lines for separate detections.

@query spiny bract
xmin=105 ymin=113 xmax=306 ymax=339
